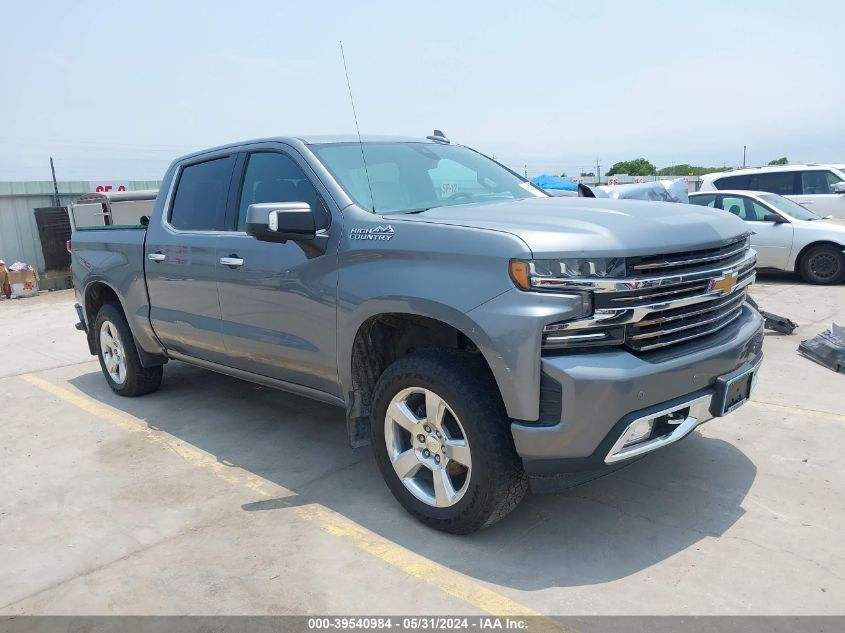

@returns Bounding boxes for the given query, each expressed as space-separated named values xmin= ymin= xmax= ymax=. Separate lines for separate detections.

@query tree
xmin=656 ymin=164 xmax=722 ymax=176
xmin=606 ymin=158 xmax=656 ymax=176
xmin=559 ymin=172 xmax=567 ymax=177
xmin=580 ymin=171 xmax=595 ymax=177
xmin=768 ymin=157 xmax=788 ymax=165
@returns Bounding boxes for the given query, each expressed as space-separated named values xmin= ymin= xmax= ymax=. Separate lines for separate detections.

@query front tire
xmin=94 ymin=303 xmax=163 ymax=397
xmin=799 ymin=245 xmax=845 ymax=285
xmin=370 ymin=351 xmax=528 ymax=534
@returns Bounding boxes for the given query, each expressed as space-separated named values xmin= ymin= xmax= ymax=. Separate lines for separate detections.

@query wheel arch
xmin=83 ymin=279 xmax=167 ymax=367
xmin=792 ymin=240 xmax=845 ymax=273
xmin=342 ymin=300 xmax=506 ymax=447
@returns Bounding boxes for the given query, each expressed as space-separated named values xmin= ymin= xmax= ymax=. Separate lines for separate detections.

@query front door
xmin=718 ymin=194 xmax=793 ymax=269
xmin=791 ymin=170 xmax=845 ymax=219
xmin=145 ymin=155 xmax=236 ymax=364
xmin=214 ymin=148 xmax=341 ymax=396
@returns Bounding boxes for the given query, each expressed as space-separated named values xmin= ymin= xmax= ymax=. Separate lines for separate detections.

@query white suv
xmin=699 ymin=164 xmax=845 ymax=218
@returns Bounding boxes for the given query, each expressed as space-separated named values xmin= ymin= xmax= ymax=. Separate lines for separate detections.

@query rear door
xmin=791 ymin=170 xmax=845 ymax=218
xmin=214 ymin=146 xmax=341 ymax=396
xmin=145 ymin=155 xmax=236 ymax=363
xmin=718 ymin=194 xmax=793 ymax=269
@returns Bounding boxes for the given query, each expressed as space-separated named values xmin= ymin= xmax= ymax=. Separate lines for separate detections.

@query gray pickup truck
xmin=71 ymin=133 xmax=764 ymax=533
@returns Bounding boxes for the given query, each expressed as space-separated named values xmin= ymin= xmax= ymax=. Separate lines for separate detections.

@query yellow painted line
xmin=22 ymin=372 xmax=571 ymax=628
xmin=21 ymin=374 xmax=280 ymax=498
xmin=297 ymin=504 xmax=558 ymax=621
xmin=748 ymin=399 xmax=845 ymax=422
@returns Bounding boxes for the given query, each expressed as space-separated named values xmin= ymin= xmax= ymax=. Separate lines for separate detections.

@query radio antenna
xmin=339 ymin=41 xmax=375 ymax=212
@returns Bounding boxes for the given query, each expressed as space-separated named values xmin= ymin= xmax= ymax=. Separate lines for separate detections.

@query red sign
xmin=90 ymin=181 xmax=128 ymax=193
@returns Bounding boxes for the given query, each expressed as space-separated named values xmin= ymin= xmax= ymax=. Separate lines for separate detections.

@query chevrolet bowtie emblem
xmin=709 ymin=271 xmax=738 ymax=295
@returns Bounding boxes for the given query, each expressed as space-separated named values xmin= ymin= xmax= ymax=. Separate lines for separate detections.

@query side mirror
xmin=246 ymin=202 xmax=315 ymax=242
xmin=833 ymin=182 xmax=845 ymax=194
xmin=763 ymin=213 xmax=787 ymax=224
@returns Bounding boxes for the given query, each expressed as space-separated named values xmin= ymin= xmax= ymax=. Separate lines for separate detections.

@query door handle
xmin=219 ymin=256 xmax=244 ymax=267
xmin=147 ymin=252 xmax=166 ymax=262
xmin=801 ymin=200 xmax=814 ymax=204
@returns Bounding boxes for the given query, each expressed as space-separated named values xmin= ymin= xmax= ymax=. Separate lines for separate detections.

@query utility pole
xmin=742 ymin=145 xmax=747 ymax=168
xmin=524 ymin=164 xmax=528 ymax=179
xmin=49 ymin=157 xmax=60 ymax=207
xmin=596 ymin=159 xmax=601 ymax=184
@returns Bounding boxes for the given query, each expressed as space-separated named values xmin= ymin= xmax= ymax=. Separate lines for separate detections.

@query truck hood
xmin=400 ymin=196 xmax=749 ymax=259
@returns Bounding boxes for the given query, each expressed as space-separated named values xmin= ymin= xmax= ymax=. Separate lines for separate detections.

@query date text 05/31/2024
xmin=307 ymin=617 xmax=529 ymax=630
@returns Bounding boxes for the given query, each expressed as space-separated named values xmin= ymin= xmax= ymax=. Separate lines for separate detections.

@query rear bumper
xmin=512 ymin=305 xmax=764 ymax=487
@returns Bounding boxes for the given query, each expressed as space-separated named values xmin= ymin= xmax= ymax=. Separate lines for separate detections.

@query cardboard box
xmin=6 ymin=269 xmax=39 ymax=298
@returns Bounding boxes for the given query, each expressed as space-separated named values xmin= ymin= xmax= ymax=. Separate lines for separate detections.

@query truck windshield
xmin=311 ymin=142 xmax=545 ymax=214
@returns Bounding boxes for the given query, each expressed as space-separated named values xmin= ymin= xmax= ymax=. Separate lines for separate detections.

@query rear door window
xmin=748 ymin=171 xmax=798 ymax=196
xmin=169 ymin=156 xmax=236 ymax=231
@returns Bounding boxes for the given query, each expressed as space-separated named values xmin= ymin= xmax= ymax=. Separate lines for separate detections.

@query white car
xmin=698 ymin=164 xmax=845 ymax=219
xmin=689 ymin=190 xmax=845 ymax=285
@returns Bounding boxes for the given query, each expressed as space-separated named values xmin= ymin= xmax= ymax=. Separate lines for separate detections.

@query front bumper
xmin=512 ymin=305 xmax=764 ymax=488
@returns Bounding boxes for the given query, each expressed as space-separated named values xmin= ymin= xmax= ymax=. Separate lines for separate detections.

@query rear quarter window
xmin=689 ymin=194 xmax=717 ymax=207
xmin=713 ymin=174 xmax=751 ymax=190
xmin=748 ymin=171 xmax=798 ymax=196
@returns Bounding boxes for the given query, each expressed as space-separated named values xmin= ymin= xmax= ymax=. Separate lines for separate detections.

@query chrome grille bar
xmin=630 ymin=301 xmax=745 ymax=341
xmin=541 ymin=242 xmax=757 ymax=353
xmin=632 ymin=241 xmax=749 ymax=271
xmin=636 ymin=290 xmax=747 ymax=327
xmin=628 ymin=235 xmax=750 ymax=276
xmin=629 ymin=309 xmax=745 ymax=352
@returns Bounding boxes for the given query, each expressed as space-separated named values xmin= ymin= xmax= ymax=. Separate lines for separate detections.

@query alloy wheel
xmin=384 ymin=387 xmax=472 ymax=508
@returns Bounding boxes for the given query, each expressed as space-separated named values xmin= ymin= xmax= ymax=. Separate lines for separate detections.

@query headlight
xmin=509 ymin=257 xmax=625 ymax=291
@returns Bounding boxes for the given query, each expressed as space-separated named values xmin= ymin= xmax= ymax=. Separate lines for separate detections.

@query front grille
xmin=627 ymin=235 xmax=749 ymax=277
xmin=598 ymin=255 xmax=756 ymax=311
xmin=542 ymin=239 xmax=757 ymax=353
xmin=626 ymin=288 xmax=748 ymax=352
xmin=621 ymin=256 xmax=755 ymax=352
xmin=595 ymin=278 xmax=711 ymax=309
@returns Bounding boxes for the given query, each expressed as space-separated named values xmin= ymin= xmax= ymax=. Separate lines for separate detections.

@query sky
xmin=1 ymin=0 xmax=843 ymax=182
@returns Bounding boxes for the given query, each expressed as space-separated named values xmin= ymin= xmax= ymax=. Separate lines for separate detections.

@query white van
xmin=698 ymin=165 xmax=845 ymax=218
xmin=71 ymin=190 xmax=158 ymax=229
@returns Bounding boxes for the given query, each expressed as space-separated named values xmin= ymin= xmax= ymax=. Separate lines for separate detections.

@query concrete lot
xmin=1 ymin=276 xmax=843 ymax=616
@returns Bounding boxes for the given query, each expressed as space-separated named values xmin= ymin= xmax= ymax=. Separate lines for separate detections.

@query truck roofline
xmin=172 ymin=134 xmax=443 ymax=165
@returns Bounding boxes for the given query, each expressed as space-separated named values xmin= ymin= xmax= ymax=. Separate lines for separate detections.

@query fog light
xmin=622 ymin=419 xmax=653 ymax=447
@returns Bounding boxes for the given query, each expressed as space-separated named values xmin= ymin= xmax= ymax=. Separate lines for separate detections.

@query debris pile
xmin=799 ymin=323 xmax=845 ymax=374
xmin=746 ymin=296 xmax=798 ymax=335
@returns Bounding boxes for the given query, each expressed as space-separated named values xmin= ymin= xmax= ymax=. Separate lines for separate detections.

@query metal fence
xmin=0 ymin=181 xmax=159 ymax=272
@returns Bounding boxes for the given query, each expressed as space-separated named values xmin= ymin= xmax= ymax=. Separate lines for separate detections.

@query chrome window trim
xmin=159 ymin=156 xmax=238 ymax=237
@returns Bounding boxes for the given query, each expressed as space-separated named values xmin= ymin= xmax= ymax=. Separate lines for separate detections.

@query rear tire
xmin=94 ymin=303 xmax=163 ymax=397
xmin=799 ymin=245 xmax=845 ymax=285
xmin=370 ymin=350 xmax=528 ymax=534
